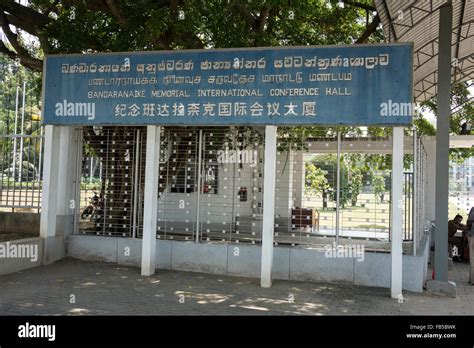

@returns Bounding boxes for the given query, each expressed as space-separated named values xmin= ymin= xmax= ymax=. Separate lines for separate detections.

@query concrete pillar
xmin=141 ymin=126 xmax=161 ymax=276
xmin=434 ymin=3 xmax=452 ymax=283
xmin=391 ymin=127 xmax=404 ymax=299
xmin=40 ymin=126 xmax=60 ymax=264
xmin=40 ymin=126 xmax=78 ymax=264
xmin=56 ymin=127 xmax=77 ymax=240
xmin=261 ymin=125 xmax=277 ymax=287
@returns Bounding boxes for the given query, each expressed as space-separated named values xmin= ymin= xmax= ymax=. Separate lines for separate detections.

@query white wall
xmin=67 ymin=235 xmax=429 ymax=292
xmin=0 ymin=238 xmax=44 ymax=276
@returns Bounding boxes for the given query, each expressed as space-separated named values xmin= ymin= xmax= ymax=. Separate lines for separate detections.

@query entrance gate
xmin=79 ymin=126 xmax=265 ymax=243
xmin=41 ymin=44 xmax=413 ymax=298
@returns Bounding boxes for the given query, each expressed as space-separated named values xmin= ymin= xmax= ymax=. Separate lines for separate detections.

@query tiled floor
xmin=0 ymin=258 xmax=472 ymax=315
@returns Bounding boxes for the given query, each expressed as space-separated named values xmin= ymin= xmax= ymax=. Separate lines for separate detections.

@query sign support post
xmin=261 ymin=125 xmax=277 ymax=288
xmin=141 ymin=126 xmax=161 ymax=276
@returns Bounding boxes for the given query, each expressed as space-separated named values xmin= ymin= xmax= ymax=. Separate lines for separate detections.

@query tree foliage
xmin=1 ymin=0 xmax=381 ymax=71
xmin=0 ymin=54 xmax=42 ymax=177
xmin=419 ymin=82 xmax=474 ymax=161
xmin=306 ymin=154 xmax=354 ymax=207
xmin=0 ymin=0 xmax=470 ymax=142
xmin=0 ymin=0 xmax=388 ymax=162
xmin=371 ymin=174 xmax=385 ymax=202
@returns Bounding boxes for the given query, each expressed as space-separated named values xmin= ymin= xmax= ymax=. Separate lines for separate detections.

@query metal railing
xmin=0 ymin=134 xmax=43 ymax=211
xmin=412 ymin=132 xmax=427 ymax=255
xmin=74 ymin=126 xmax=424 ymax=254
xmin=0 ymin=77 xmax=44 ymax=212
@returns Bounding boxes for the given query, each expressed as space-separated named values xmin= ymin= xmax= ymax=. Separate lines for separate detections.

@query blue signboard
xmin=42 ymin=44 xmax=413 ymax=126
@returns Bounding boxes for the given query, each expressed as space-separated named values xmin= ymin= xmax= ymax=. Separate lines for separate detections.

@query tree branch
xmin=255 ymin=4 xmax=271 ymax=33
xmin=178 ymin=31 xmax=204 ymax=49
xmin=0 ymin=39 xmax=15 ymax=60
xmin=0 ymin=0 xmax=50 ymax=28
xmin=0 ymin=40 xmax=42 ymax=71
xmin=0 ymin=6 xmax=43 ymax=71
xmin=232 ymin=0 xmax=255 ymax=30
xmin=3 ymin=12 xmax=42 ymax=36
xmin=169 ymin=0 xmax=179 ymax=22
xmin=265 ymin=7 xmax=280 ymax=35
xmin=44 ymin=0 xmax=60 ymax=16
xmin=342 ymin=0 xmax=376 ymax=12
xmin=355 ymin=14 xmax=380 ymax=43
xmin=61 ymin=0 xmax=110 ymax=14
xmin=105 ymin=0 xmax=126 ymax=24
xmin=1 ymin=12 xmax=28 ymax=55
xmin=152 ymin=34 xmax=172 ymax=50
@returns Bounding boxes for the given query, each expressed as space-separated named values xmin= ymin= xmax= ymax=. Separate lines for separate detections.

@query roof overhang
xmin=374 ymin=0 xmax=473 ymax=103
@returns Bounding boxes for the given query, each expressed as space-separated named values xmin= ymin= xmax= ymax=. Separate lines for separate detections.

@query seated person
xmin=448 ymin=214 xmax=466 ymax=258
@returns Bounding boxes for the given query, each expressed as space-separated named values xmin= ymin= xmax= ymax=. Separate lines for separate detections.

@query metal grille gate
xmin=80 ymin=126 xmax=265 ymax=243
xmin=77 ymin=126 xmax=421 ymax=251
xmin=79 ymin=126 xmax=145 ymax=237
xmin=139 ymin=126 xmax=265 ymax=244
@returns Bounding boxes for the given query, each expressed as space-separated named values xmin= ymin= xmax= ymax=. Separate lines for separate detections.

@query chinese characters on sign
xmin=43 ymin=44 xmax=413 ymax=126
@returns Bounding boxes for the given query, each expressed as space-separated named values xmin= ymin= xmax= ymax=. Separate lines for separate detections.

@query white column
xmin=40 ymin=125 xmax=61 ymax=263
xmin=141 ymin=126 xmax=161 ymax=276
xmin=56 ymin=127 xmax=76 ymax=226
xmin=391 ymin=127 xmax=404 ymax=299
xmin=261 ymin=125 xmax=277 ymax=288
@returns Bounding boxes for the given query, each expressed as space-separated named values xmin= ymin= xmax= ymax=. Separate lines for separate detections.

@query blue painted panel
xmin=43 ymin=44 xmax=413 ymax=126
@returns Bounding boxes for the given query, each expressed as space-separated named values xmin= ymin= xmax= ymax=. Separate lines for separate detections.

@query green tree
xmin=2 ymin=0 xmax=470 ymax=229
xmin=419 ymin=82 xmax=474 ymax=161
xmin=1 ymin=0 xmax=471 ymax=149
xmin=347 ymin=167 xmax=363 ymax=206
xmin=1 ymin=0 xmax=381 ymax=71
xmin=0 ymin=0 xmax=385 ymax=231
xmin=0 ymin=0 xmax=388 ymax=155
xmin=371 ymin=174 xmax=386 ymax=203
xmin=306 ymin=154 xmax=353 ymax=208
xmin=0 ymin=54 xmax=42 ymax=177
xmin=305 ymin=162 xmax=329 ymax=197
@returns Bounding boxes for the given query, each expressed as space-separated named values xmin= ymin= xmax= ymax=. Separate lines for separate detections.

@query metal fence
xmin=139 ymin=126 xmax=265 ymax=244
xmin=78 ymin=126 xmax=266 ymax=242
xmin=412 ymin=132 xmax=428 ymax=255
xmin=75 ymin=126 xmax=425 ymax=253
xmin=0 ymin=79 xmax=43 ymax=212
xmin=78 ymin=127 xmax=144 ymax=237
xmin=273 ymin=129 xmax=398 ymax=251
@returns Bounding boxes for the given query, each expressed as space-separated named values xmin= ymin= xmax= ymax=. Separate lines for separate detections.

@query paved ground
xmin=0 ymin=258 xmax=473 ymax=315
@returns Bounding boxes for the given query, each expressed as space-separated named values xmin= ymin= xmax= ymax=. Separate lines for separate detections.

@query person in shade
xmin=467 ymin=208 xmax=474 ymax=284
xmin=448 ymin=214 xmax=466 ymax=259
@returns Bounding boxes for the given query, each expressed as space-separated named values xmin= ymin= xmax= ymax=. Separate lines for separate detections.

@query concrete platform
xmin=1 ymin=258 xmax=473 ymax=315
